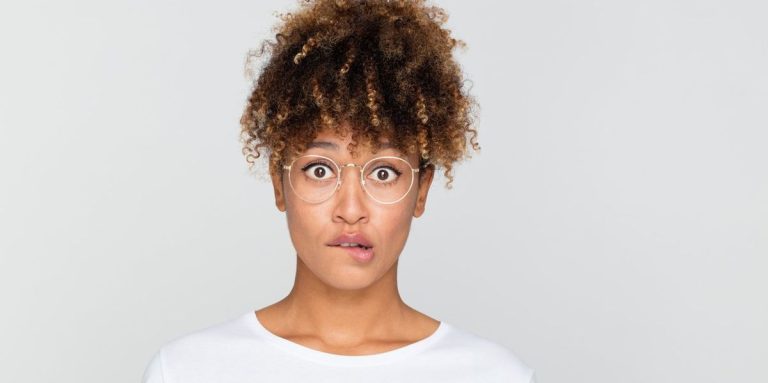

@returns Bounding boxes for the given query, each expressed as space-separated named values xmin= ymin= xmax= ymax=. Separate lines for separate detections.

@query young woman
xmin=142 ymin=1 xmax=535 ymax=382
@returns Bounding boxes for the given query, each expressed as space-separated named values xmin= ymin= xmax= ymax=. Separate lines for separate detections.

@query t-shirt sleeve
xmin=141 ymin=349 xmax=165 ymax=383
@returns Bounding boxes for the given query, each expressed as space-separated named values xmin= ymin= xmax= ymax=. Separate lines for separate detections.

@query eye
xmin=301 ymin=162 xmax=336 ymax=181
xmin=367 ymin=166 xmax=401 ymax=183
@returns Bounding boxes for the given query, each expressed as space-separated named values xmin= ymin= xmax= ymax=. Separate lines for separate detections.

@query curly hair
xmin=239 ymin=0 xmax=480 ymax=189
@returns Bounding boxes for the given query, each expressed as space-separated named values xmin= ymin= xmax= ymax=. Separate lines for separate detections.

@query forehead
xmin=308 ymin=129 xmax=396 ymax=155
xmin=301 ymin=126 xmax=419 ymax=165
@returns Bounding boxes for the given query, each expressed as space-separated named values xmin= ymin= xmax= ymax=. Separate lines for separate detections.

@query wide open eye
xmin=367 ymin=165 xmax=402 ymax=184
xmin=301 ymin=162 xmax=336 ymax=181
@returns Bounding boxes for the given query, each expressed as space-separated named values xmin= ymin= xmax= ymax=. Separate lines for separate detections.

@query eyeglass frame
xmin=282 ymin=154 xmax=422 ymax=205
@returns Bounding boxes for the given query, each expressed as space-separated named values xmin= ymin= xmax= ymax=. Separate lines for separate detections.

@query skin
xmin=256 ymin=122 xmax=440 ymax=356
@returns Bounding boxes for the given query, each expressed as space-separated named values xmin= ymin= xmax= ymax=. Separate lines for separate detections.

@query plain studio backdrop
xmin=0 ymin=0 xmax=766 ymax=382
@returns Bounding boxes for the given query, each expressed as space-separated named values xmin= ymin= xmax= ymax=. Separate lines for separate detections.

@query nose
xmin=332 ymin=164 xmax=369 ymax=225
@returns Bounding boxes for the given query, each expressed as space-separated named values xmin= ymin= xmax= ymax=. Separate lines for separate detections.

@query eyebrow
xmin=308 ymin=141 xmax=394 ymax=151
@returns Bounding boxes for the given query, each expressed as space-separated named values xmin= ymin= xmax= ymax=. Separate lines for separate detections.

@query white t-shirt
xmin=141 ymin=310 xmax=536 ymax=383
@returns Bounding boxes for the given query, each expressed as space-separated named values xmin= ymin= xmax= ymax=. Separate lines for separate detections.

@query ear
xmin=413 ymin=164 xmax=435 ymax=218
xmin=270 ymin=170 xmax=287 ymax=212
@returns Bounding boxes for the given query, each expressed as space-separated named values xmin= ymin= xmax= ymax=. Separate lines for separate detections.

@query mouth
xmin=328 ymin=243 xmax=373 ymax=250
xmin=327 ymin=232 xmax=374 ymax=262
xmin=327 ymin=232 xmax=374 ymax=249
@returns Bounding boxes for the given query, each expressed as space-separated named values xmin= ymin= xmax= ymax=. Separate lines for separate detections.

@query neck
xmin=269 ymin=254 xmax=413 ymax=346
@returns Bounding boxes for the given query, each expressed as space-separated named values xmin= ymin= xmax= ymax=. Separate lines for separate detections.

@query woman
xmin=142 ymin=0 xmax=535 ymax=382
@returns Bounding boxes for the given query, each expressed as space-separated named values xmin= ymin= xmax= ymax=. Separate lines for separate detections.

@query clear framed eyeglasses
xmin=282 ymin=154 xmax=421 ymax=204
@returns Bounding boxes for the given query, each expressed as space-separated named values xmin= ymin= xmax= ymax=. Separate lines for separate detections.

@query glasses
xmin=282 ymin=154 xmax=420 ymax=204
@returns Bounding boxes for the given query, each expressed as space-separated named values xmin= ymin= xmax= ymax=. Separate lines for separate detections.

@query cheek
xmin=375 ymin=206 xmax=416 ymax=254
xmin=284 ymin=199 xmax=326 ymax=250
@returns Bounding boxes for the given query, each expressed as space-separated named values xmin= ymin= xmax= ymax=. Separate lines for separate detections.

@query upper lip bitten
xmin=327 ymin=232 xmax=373 ymax=248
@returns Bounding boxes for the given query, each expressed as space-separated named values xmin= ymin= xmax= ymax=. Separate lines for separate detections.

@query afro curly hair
xmin=239 ymin=0 xmax=480 ymax=189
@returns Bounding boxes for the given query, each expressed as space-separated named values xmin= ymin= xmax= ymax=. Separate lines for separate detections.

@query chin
xmin=324 ymin=263 xmax=386 ymax=288
xmin=297 ymin=249 xmax=395 ymax=290
xmin=312 ymin=263 xmax=386 ymax=291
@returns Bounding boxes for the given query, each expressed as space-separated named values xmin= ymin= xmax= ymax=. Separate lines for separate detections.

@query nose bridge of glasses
xmin=338 ymin=162 xmax=365 ymax=187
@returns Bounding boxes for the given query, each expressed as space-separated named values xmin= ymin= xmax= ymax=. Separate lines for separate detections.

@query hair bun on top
xmin=240 ymin=0 xmax=480 ymax=189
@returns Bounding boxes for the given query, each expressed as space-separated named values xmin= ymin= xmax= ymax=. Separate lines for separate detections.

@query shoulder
xmin=159 ymin=312 xmax=255 ymax=358
xmin=437 ymin=322 xmax=536 ymax=382
xmin=142 ymin=312 xmax=257 ymax=379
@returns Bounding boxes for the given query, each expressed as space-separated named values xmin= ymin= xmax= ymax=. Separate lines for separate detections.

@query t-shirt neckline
xmin=243 ymin=310 xmax=450 ymax=367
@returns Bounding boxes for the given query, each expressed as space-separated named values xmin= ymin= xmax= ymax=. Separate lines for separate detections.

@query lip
xmin=327 ymin=232 xmax=373 ymax=248
xmin=334 ymin=245 xmax=375 ymax=263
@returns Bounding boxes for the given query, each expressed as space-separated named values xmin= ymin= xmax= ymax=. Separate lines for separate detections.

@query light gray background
xmin=0 ymin=0 xmax=766 ymax=382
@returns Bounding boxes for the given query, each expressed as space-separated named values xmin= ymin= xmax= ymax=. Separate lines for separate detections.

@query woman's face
xmin=269 ymin=127 xmax=435 ymax=291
